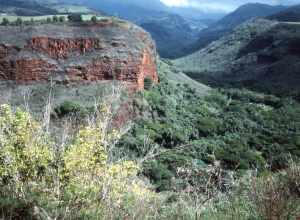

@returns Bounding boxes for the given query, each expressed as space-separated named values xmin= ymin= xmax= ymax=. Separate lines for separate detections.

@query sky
xmin=160 ymin=0 xmax=300 ymax=12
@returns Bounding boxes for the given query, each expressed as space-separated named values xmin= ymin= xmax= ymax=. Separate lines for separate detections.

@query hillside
xmin=0 ymin=0 xmax=93 ymax=15
xmin=182 ymin=3 xmax=286 ymax=56
xmin=269 ymin=4 xmax=300 ymax=22
xmin=140 ymin=13 xmax=201 ymax=58
xmin=0 ymin=0 xmax=57 ymax=15
xmin=175 ymin=18 xmax=300 ymax=96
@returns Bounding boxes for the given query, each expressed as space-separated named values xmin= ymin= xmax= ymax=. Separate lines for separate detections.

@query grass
xmin=158 ymin=59 xmax=210 ymax=96
xmin=0 ymin=81 xmax=125 ymax=117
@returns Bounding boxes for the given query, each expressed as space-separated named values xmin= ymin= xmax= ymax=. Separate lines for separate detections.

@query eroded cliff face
xmin=0 ymin=20 xmax=158 ymax=90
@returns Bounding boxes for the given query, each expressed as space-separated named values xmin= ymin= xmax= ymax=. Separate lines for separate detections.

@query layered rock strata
xmin=0 ymin=21 xmax=158 ymax=90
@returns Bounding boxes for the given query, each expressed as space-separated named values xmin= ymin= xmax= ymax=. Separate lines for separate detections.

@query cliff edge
xmin=0 ymin=19 xmax=158 ymax=90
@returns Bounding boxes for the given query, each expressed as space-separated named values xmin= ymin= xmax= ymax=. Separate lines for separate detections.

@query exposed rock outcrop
xmin=0 ymin=20 xmax=158 ymax=90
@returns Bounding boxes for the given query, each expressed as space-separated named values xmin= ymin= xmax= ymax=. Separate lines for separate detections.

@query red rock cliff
xmin=0 ymin=20 xmax=158 ymax=90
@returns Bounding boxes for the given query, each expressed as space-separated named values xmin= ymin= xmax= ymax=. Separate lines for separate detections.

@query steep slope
xmin=175 ymin=19 xmax=300 ymax=95
xmin=140 ymin=13 xmax=199 ymax=58
xmin=183 ymin=3 xmax=286 ymax=56
xmin=269 ymin=4 xmax=300 ymax=22
xmin=0 ymin=18 xmax=158 ymax=91
xmin=175 ymin=19 xmax=278 ymax=74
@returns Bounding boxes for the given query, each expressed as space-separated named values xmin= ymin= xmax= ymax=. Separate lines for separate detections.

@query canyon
xmin=0 ymin=20 xmax=158 ymax=91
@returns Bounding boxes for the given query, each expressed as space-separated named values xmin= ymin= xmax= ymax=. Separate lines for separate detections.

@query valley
xmin=175 ymin=19 xmax=300 ymax=97
xmin=0 ymin=0 xmax=299 ymax=219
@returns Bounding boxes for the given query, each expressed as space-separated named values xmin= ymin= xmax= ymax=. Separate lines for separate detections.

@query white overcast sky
xmin=160 ymin=0 xmax=300 ymax=12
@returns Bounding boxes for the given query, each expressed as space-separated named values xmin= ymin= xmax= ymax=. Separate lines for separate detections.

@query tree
xmin=91 ymin=15 xmax=97 ymax=23
xmin=144 ymin=77 xmax=154 ymax=90
xmin=67 ymin=14 xmax=83 ymax=22
xmin=52 ymin=15 xmax=58 ymax=22
xmin=1 ymin=18 xmax=9 ymax=26
xmin=46 ymin=17 xmax=52 ymax=23
xmin=59 ymin=16 xmax=66 ymax=22
xmin=15 ymin=17 xmax=23 ymax=26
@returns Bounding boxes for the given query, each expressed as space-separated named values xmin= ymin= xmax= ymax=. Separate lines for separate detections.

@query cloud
xmin=160 ymin=0 xmax=300 ymax=12
xmin=161 ymin=0 xmax=189 ymax=7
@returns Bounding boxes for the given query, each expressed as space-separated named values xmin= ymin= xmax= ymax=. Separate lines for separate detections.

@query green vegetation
xmin=15 ymin=17 xmax=23 ymax=26
xmin=119 ymin=63 xmax=300 ymax=192
xmin=0 ymin=14 xmax=107 ymax=26
xmin=52 ymin=15 xmax=58 ymax=22
xmin=67 ymin=13 xmax=83 ymax=22
xmin=1 ymin=17 xmax=9 ymax=26
xmin=0 ymin=61 xmax=299 ymax=219
xmin=58 ymin=16 xmax=66 ymax=22
xmin=0 ymin=104 xmax=298 ymax=219
xmin=54 ymin=100 xmax=85 ymax=117
xmin=91 ymin=15 xmax=97 ymax=23
xmin=0 ymin=104 xmax=161 ymax=219
xmin=144 ymin=76 xmax=154 ymax=90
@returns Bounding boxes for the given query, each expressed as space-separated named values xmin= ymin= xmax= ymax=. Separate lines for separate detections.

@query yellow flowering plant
xmin=0 ymin=105 xmax=53 ymax=185
xmin=0 ymin=104 xmax=160 ymax=219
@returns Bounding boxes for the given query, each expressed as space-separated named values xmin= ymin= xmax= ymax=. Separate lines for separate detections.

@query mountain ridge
xmin=180 ymin=3 xmax=286 ymax=57
xmin=268 ymin=4 xmax=300 ymax=22
xmin=175 ymin=18 xmax=300 ymax=95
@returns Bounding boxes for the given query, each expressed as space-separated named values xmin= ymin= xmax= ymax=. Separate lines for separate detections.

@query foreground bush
xmin=250 ymin=163 xmax=300 ymax=220
xmin=0 ymin=105 xmax=160 ymax=219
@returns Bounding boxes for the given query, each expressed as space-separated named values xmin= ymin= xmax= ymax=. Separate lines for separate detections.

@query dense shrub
xmin=119 ymin=66 xmax=300 ymax=191
xmin=0 ymin=105 xmax=160 ymax=219
xmin=1 ymin=18 xmax=9 ymax=26
xmin=15 ymin=17 xmax=23 ymax=26
xmin=54 ymin=100 xmax=88 ymax=117
xmin=67 ymin=14 xmax=83 ymax=22
xmin=144 ymin=76 xmax=154 ymax=90
xmin=249 ymin=163 xmax=300 ymax=220
xmin=58 ymin=16 xmax=66 ymax=22
xmin=91 ymin=15 xmax=97 ymax=23
xmin=52 ymin=15 xmax=58 ymax=23
xmin=46 ymin=17 xmax=52 ymax=23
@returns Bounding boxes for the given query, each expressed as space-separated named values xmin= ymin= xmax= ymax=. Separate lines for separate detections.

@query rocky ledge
xmin=0 ymin=20 xmax=158 ymax=90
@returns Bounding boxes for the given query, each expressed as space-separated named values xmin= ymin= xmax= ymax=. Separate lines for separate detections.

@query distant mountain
xmin=269 ymin=4 xmax=300 ymax=22
xmin=58 ymin=0 xmax=210 ymax=59
xmin=0 ymin=0 xmax=57 ymax=15
xmin=59 ymin=0 xmax=167 ymax=21
xmin=175 ymin=18 xmax=300 ymax=96
xmin=0 ymin=0 xmax=94 ymax=15
xmin=182 ymin=3 xmax=286 ymax=57
xmin=140 ymin=13 xmax=199 ymax=58
xmin=166 ymin=6 xmax=225 ymax=20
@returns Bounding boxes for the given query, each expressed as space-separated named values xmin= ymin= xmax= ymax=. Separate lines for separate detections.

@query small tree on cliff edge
xmin=91 ymin=16 xmax=97 ymax=23
xmin=67 ymin=14 xmax=83 ymax=22
xmin=15 ymin=17 xmax=23 ymax=26
xmin=1 ymin=18 xmax=9 ymax=26
xmin=52 ymin=15 xmax=59 ymax=23
xmin=144 ymin=77 xmax=154 ymax=90
xmin=59 ymin=16 xmax=66 ymax=22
